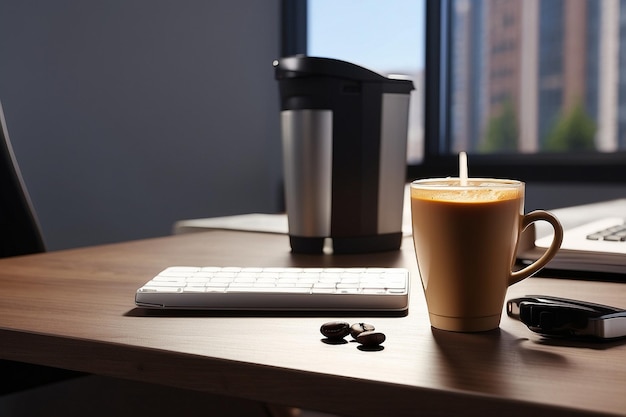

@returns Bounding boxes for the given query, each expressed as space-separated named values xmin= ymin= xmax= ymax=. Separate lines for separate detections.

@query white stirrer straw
xmin=459 ymin=151 xmax=468 ymax=186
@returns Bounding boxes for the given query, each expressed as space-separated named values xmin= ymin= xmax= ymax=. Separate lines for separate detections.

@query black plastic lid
xmin=274 ymin=55 xmax=397 ymax=82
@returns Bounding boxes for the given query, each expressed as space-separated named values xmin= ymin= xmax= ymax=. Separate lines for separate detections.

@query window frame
xmin=282 ymin=0 xmax=626 ymax=184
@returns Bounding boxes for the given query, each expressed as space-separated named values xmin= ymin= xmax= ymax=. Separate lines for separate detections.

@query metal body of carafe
xmin=274 ymin=56 xmax=414 ymax=254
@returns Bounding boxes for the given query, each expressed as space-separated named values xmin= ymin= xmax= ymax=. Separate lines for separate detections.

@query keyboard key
xmin=587 ymin=223 xmax=626 ymax=241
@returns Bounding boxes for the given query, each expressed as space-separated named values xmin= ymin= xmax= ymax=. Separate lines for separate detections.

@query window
xmin=282 ymin=0 xmax=626 ymax=183
xmin=307 ymin=0 xmax=425 ymax=164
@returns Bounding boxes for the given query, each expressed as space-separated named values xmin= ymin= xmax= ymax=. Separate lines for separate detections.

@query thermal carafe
xmin=274 ymin=56 xmax=414 ymax=254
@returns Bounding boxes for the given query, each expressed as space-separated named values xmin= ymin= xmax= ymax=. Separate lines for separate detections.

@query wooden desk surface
xmin=0 ymin=231 xmax=625 ymax=417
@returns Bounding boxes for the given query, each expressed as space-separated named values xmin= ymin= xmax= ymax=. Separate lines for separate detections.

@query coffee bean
xmin=356 ymin=330 xmax=386 ymax=347
xmin=349 ymin=322 xmax=375 ymax=339
xmin=320 ymin=321 xmax=350 ymax=339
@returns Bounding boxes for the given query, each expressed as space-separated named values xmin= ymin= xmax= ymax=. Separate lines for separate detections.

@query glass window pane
xmin=451 ymin=0 xmax=626 ymax=154
xmin=307 ymin=0 xmax=426 ymax=162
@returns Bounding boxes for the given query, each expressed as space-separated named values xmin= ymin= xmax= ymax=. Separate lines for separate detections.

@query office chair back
xmin=0 ymin=99 xmax=46 ymax=257
xmin=0 ymin=100 xmax=84 ymax=395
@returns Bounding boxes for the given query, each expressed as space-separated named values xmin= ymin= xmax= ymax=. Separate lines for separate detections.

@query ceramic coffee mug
xmin=410 ymin=178 xmax=563 ymax=332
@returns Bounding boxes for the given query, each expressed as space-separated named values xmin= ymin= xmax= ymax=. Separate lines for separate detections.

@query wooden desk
xmin=0 ymin=231 xmax=625 ymax=417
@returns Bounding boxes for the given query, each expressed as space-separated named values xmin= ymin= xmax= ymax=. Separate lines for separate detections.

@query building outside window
xmin=452 ymin=0 xmax=625 ymax=154
xmin=303 ymin=0 xmax=626 ymax=181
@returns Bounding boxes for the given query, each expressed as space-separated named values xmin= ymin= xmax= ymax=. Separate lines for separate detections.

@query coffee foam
xmin=411 ymin=186 xmax=521 ymax=203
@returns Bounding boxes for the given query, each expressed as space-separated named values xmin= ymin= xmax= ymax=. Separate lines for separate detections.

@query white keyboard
xmin=135 ymin=266 xmax=409 ymax=312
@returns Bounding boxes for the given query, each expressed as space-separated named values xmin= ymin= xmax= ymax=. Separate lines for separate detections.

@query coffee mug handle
xmin=509 ymin=210 xmax=563 ymax=286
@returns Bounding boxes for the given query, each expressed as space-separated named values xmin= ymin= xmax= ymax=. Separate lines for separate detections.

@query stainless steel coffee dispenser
xmin=274 ymin=56 xmax=414 ymax=254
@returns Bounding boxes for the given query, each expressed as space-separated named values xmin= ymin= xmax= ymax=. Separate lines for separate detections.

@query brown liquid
xmin=411 ymin=181 xmax=524 ymax=332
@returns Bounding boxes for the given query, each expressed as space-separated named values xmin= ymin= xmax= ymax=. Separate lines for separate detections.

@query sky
xmin=307 ymin=0 xmax=425 ymax=74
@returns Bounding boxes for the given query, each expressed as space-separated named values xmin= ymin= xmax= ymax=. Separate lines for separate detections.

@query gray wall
xmin=0 ymin=0 xmax=283 ymax=250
